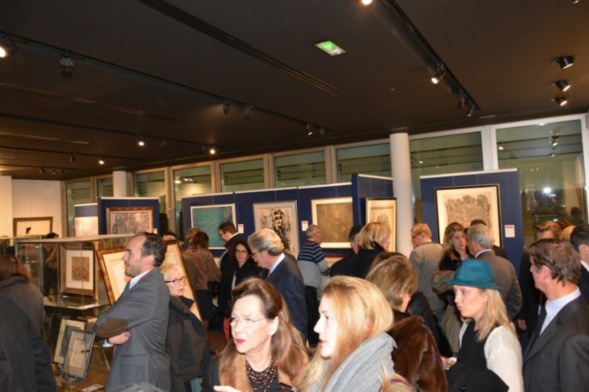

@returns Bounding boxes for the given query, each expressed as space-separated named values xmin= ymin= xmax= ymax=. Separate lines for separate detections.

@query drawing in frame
xmin=311 ymin=197 xmax=354 ymax=248
xmin=74 ymin=216 xmax=99 ymax=237
xmin=190 ymin=204 xmax=236 ymax=249
xmin=161 ymin=240 xmax=202 ymax=320
xmin=435 ymin=184 xmax=502 ymax=246
xmin=54 ymin=318 xmax=86 ymax=364
xmin=365 ymin=198 xmax=397 ymax=251
xmin=97 ymin=247 xmax=129 ymax=304
xmin=106 ymin=206 xmax=154 ymax=235
xmin=60 ymin=245 xmax=96 ymax=298
xmin=253 ymin=201 xmax=299 ymax=257
xmin=13 ymin=216 xmax=53 ymax=236
xmin=63 ymin=329 xmax=95 ymax=380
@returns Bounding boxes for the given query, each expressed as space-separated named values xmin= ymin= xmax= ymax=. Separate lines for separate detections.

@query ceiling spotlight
xmin=98 ymin=157 xmax=105 ymax=165
xmin=50 ymin=168 xmax=57 ymax=176
xmin=209 ymin=146 xmax=216 ymax=155
xmin=306 ymin=123 xmax=314 ymax=136
xmin=552 ymin=80 xmax=571 ymax=92
xmin=551 ymin=153 xmax=556 ymax=158
xmin=431 ymin=65 xmax=446 ymax=85
xmin=243 ymin=105 xmax=253 ymax=120
xmin=160 ymin=139 xmax=168 ymax=149
xmin=60 ymin=52 xmax=74 ymax=78
xmin=138 ymin=137 xmax=145 ymax=147
xmin=466 ymin=104 xmax=476 ymax=118
xmin=457 ymin=92 xmax=466 ymax=108
xmin=570 ymin=0 xmax=579 ymax=4
xmin=39 ymin=167 xmax=45 ymax=175
xmin=319 ymin=128 xmax=326 ymax=138
xmin=223 ymin=99 xmax=232 ymax=114
xmin=359 ymin=0 xmax=373 ymax=7
xmin=552 ymin=97 xmax=568 ymax=106
xmin=554 ymin=56 xmax=575 ymax=69
xmin=315 ymin=40 xmax=346 ymax=56
xmin=0 ymin=33 xmax=17 ymax=60
xmin=70 ymin=153 xmax=76 ymax=162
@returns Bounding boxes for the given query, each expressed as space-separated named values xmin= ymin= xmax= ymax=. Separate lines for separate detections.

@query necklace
xmin=246 ymin=358 xmax=277 ymax=392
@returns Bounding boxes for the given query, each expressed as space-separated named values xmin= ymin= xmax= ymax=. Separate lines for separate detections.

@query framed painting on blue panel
xmin=366 ymin=198 xmax=397 ymax=251
xmin=253 ymin=201 xmax=299 ymax=257
xmin=311 ymin=197 xmax=353 ymax=248
xmin=190 ymin=204 xmax=236 ymax=249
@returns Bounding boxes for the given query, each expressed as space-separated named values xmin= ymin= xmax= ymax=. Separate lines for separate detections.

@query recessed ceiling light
xmin=552 ymin=80 xmax=571 ymax=92
xmin=552 ymin=97 xmax=568 ymax=106
xmin=554 ymin=56 xmax=575 ymax=69
xmin=315 ymin=40 xmax=346 ymax=56
xmin=360 ymin=0 xmax=373 ymax=7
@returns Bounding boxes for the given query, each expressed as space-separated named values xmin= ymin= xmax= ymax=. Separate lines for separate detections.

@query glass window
xmin=65 ymin=180 xmax=92 ymax=237
xmin=496 ymin=119 xmax=585 ymax=246
xmin=220 ymin=158 xmax=264 ymax=192
xmin=410 ymin=132 xmax=483 ymax=223
xmin=274 ymin=151 xmax=326 ymax=187
xmin=173 ymin=165 xmax=212 ymax=238
xmin=336 ymin=143 xmax=391 ymax=183
xmin=97 ymin=177 xmax=113 ymax=197
xmin=133 ymin=170 xmax=167 ymax=232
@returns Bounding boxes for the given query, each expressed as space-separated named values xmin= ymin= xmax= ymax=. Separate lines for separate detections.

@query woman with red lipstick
xmin=299 ymin=276 xmax=396 ymax=392
xmin=204 ymin=278 xmax=308 ymax=392
xmin=443 ymin=259 xmax=523 ymax=392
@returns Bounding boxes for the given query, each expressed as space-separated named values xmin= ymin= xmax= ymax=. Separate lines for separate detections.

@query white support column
xmin=390 ymin=133 xmax=414 ymax=257
xmin=113 ymin=171 xmax=128 ymax=197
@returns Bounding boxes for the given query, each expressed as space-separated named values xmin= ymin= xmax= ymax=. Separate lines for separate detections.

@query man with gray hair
xmin=467 ymin=223 xmax=522 ymax=319
xmin=248 ymin=228 xmax=307 ymax=339
xmin=297 ymin=224 xmax=329 ymax=346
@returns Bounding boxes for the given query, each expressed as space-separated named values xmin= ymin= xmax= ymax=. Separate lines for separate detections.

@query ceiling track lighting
xmin=552 ymin=97 xmax=568 ymax=107
xmin=98 ymin=157 xmax=105 ymax=165
xmin=552 ymin=80 xmax=571 ymax=92
xmin=39 ymin=167 xmax=45 ymax=175
xmin=223 ymin=99 xmax=232 ymax=114
xmin=457 ymin=92 xmax=466 ymax=108
xmin=209 ymin=146 xmax=216 ymax=155
xmin=554 ymin=56 xmax=575 ymax=69
xmin=0 ymin=33 xmax=17 ymax=60
xmin=306 ymin=123 xmax=314 ymax=136
xmin=243 ymin=105 xmax=253 ymax=120
xmin=160 ymin=139 xmax=168 ymax=149
xmin=138 ymin=137 xmax=145 ymax=147
xmin=570 ymin=0 xmax=579 ymax=4
xmin=319 ymin=128 xmax=326 ymax=138
xmin=359 ymin=0 xmax=374 ymax=7
xmin=70 ymin=153 xmax=76 ymax=162
xmin=431 ymin=65 xmax=446 ymax=85
xmin=466 ymin=104 xmax=476 ymax=118
xmin=60 ymin=52 xmax=74 ymax=78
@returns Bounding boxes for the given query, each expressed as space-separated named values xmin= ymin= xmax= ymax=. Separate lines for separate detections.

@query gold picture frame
xmin=97 ymin=247 xmax=129 ymax=304
xmin=60 ymin=245 xmax=96 ymax=298
xmin=106 ymin=206 xmax=154 ymax=235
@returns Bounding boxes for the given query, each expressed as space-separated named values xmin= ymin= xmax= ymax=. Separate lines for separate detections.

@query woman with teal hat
xmin=443 ymin=259 xmax=523 ymax=392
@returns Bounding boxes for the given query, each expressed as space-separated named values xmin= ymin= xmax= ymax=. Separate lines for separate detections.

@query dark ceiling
xmin=0 ymin=0 xmax=587 ymax=180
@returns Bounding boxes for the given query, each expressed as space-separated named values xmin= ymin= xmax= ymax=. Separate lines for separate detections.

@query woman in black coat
xmin=351 ymin=222 xmax=391 ymax=279
xmin=162 ymin=264 xmax=211 ymax=392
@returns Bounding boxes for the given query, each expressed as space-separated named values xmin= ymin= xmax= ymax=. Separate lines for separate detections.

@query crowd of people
xmin=4 ymin=216 xmax=589 ymax=392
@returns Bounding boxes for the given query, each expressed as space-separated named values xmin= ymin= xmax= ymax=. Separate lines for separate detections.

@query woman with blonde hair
xmin=351 ymin=222 xmax=391 ymax=278
xmin=367 ymin=253 xmax=447 ymax=392
xmin=443 ymin=259 xmax=523 ymax=392
xmin=300 ymin=276 xmax=395 ymax=392
xmin=204 ymin=278 xmax=308 ymax=392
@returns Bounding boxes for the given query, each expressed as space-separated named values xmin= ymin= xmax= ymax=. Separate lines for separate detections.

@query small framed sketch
xmin=253 ymin=201 xmax=299 ymax=257
xmin=60 ymin=246 xmax=96 ymax=298
xmin=97 ymin=247 xmax=129 ymax=304
xmin=74 ymin=216 xmax=99 ymax=237
xmin=13 ymin=216 xmax=53 ymax=236
xmin=366 ymin=198 xmax=397 ymax=251
xmin=63 ymin=330 xmax=95 ymax=380
xmin=435 ymin=184 xmax=502 ymax=246
xmin=54 ymin=318 xmax=86 ymax=364
xmin=190 ymin=204 xmax=236 ymax=249
xmin=106 ymin=206 xmax=154 ymax=235
xmin=311 ymin=197 xmax=353 ymax=248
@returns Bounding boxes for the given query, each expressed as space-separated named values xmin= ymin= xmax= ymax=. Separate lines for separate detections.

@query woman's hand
xmin=107 ymin=331 xmax=131 ymax=345
xmin=441 ymin=356 xmax=457 ymax=371
xmin=213 ymin=386 xmax=242 ymax=392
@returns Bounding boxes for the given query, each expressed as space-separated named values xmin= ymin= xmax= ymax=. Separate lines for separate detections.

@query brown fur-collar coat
xmin=389 ymin=310 xmax=448 ymax=392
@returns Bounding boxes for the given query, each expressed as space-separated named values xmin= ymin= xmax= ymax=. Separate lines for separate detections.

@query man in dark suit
xmin=96 ymin=233 xmax=170 ymax=392
xmin=467 ymin=223 xmax=522 ymax=319
xmin=569 ymin=224 xmax=589 ymax=303
xmin=248 ymin=228 xmax=308 ymax=339
xmin=217 ymin=221 xmax=244 ymax=322
xmin=523 ymin=239 xmax=589 ymax=392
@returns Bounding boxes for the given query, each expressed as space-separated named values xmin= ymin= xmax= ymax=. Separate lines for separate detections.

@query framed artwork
xmin=253 ymin=201 xmax=299 ymax=257
xmin=13 ymin=216 xmax=53 ymax=236
xmin=366 ymin=198 xmax=397 ymax=251
xmin=190 ymin=204 xmax=236 ymax=249
xmin=106 ymin=207 xmax=154 ymax=235
xmin=60 ymin=246 xmax=96 ymax=298
xmin=161 ymin=241 xmax=202 ymax=320
xmin=97 ymin=247 xmax=129 ymax=304
xmin=435 ymin=184 xmax=502 ymax=246
xmin=74 ymin=216 xmax=99 ymax=237
xmin=54 ymin=318 xmax=86 ymax=364
xmin=63 ymin=330 xmax=95 ymax=380
xmin=311 ymin=197 xmax=354 ymax=248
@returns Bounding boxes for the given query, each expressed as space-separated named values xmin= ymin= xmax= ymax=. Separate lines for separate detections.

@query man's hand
xmin=107 ymin=331 xmax=131 ymax=345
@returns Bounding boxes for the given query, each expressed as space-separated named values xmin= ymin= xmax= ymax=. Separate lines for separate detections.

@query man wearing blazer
xmin=248 ymin=228 xmax=308 ymax=340
xmin=96 ymin=233 xmax=170 ymax=392
xmin=569 ymin=224 xmax=589 ymax=303
xmin=467 ymin=223 xmax=522 ymax=319
xmin=523 ymin=239 xmax=589 ymax=392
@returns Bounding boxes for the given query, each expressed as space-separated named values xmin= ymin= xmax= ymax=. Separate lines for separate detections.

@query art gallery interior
xmin=0 ymin=0 xmax=588 ymax=389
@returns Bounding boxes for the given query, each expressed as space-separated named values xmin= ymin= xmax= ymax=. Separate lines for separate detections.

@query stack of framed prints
xmin=62 ymin=330 xmax=95 ymax=381
xmin=54 ymin=319 xmax=86 ymax=365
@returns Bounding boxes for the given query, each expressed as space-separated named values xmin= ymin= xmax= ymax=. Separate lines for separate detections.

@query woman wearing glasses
xmin=204 ymin=278 xmax=308 ymax=392
xmin=162 ymin=264 xmax=211 ymax=392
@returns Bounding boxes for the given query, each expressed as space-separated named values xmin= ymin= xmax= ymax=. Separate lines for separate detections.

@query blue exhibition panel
xmin=74 ymin=203 xmax=98 ymax=217
xmin=421 ymin=169 xmax=524 ymax=272
xmin=352 ymin=175 xmax=395 ymax=225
